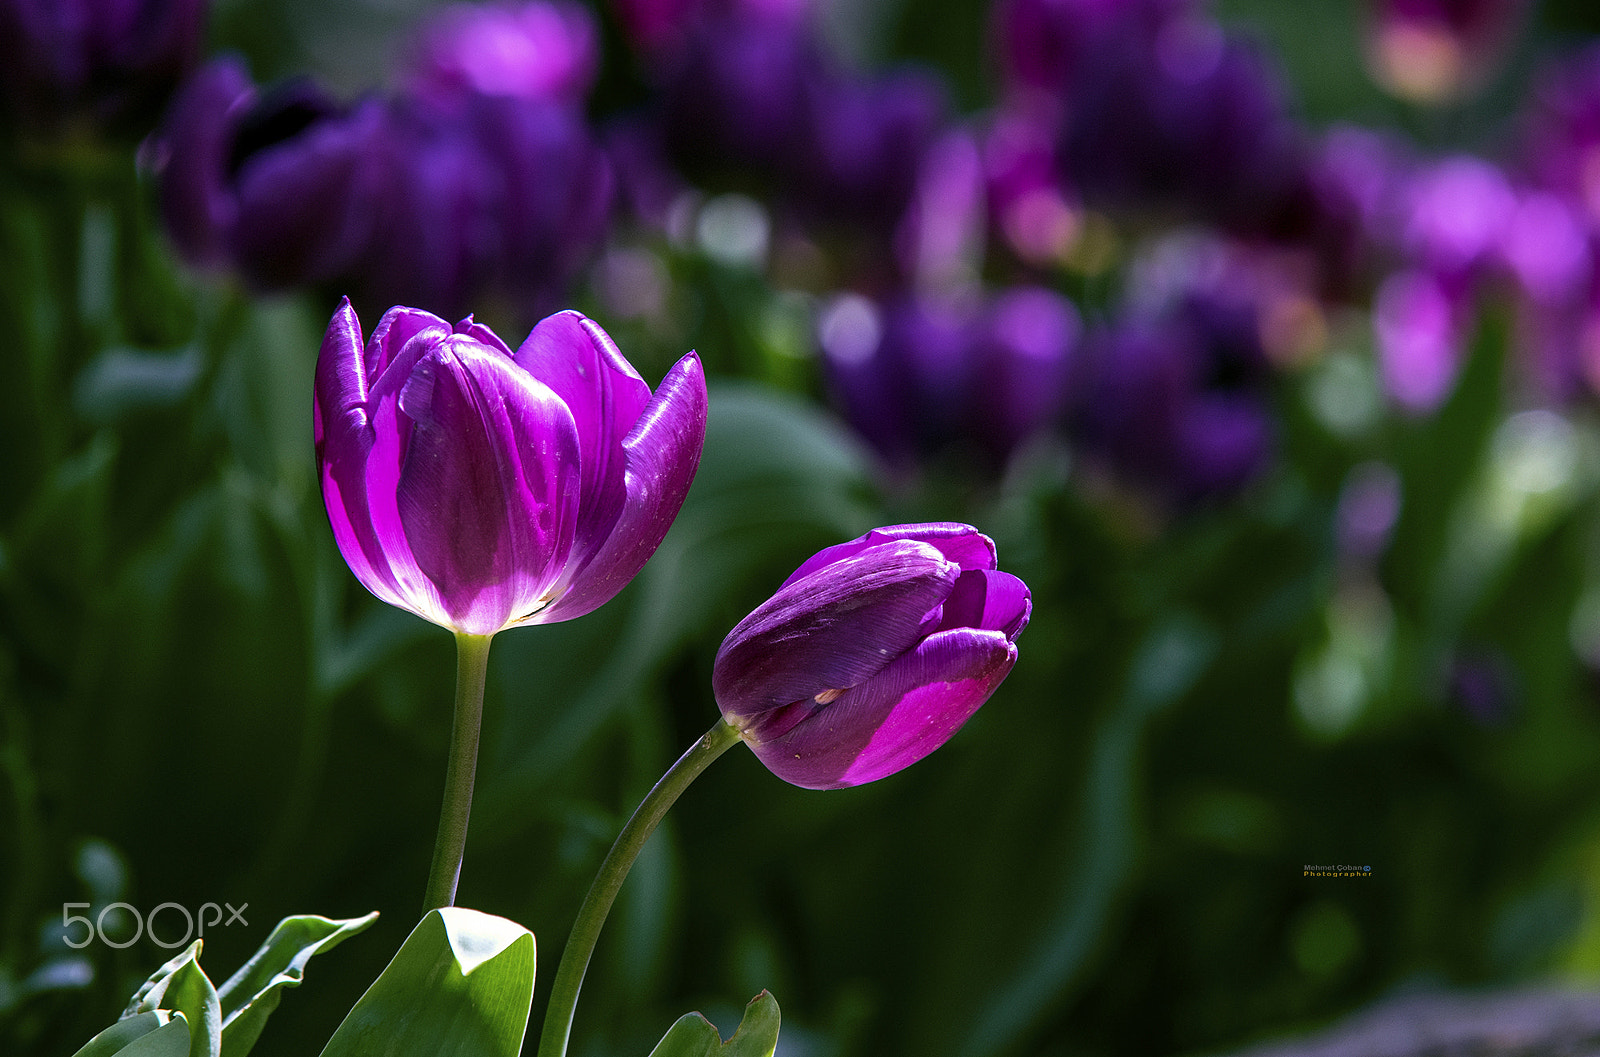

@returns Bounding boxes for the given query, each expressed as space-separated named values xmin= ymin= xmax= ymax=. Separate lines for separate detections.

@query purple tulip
xmin=1373 ymin=268 xmax=1471 ymax=413
xmin=314 ymin=299 xmax=708 ymax=636
xmin=1399 ymin=154 xmax=1514 ymax=277
xmin=1056 ymin=11 xmax=1314 ymax=241
xmin=820 ymin=286 xmax=1079 ymax=469
xmin=401 ymin=0 xmax=599 ymax=109
xmin=991 ymin=0 xmax=1185 ymax=105
xmin=150 ymin=58 xmax=388 ymax=288
xmin=1072 ymin=258 xmax=1279 ymax=503
xmin=713 ymin=524 xmax=1030 ymax=789
xmin=152 ymin=56 xmax=613 ymax=325
xmin=795 ymin=66 xmax=949 ymax=229
xmin=1520 ymin=42 xmax=1600 ymax=225
xmin=652 ymin=5 xmax=946 ymax=233
xmin=656 ymin=9 xmax=819 ymax=181
xmin=0 ymin=0 xmax=206 ymax=140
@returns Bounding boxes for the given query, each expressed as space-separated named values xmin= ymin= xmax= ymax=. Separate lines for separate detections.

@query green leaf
xmin=318 ymin=908 xmax=535 ymax=1057
xmin=122 ymin=941 xmax=221 ymax=1057
xmin=111 ymin=1015 xmax=193 ymax=1057
xmin=70 ymin=1010 xmax=181 ymax=1057
xmin=647 ymin=1013 xmax=721 ymax=1056
xmin=214 ymin=911 xmax=379 ymax=1057
xmin=647 ymin=992 xmax=781 ymax=1057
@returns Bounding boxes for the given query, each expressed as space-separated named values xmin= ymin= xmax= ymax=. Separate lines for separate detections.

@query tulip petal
xmin=745 ymin=627 xmax=1017 ymax=789
xmin=778 ymin=522 xmax=996 ymax=590
xmin=513 ymin=311 xmax=651 ymax=566
xmin=534 ymin=350 xmax=708 ymax=623
xmin=366 ymin=305 xmax=452 ymax=384
xmin=315 ymin=299 xmax=423 ymax=616
xmin=314 ymin=297 xmax=370 ymax=450
xmin=934 ymin=569 xmax=1032 ymax=639
xmin=714 ymin=539 xmax=957 ymax=716
xmin=394 ymin=338 xmax=581 ymax=634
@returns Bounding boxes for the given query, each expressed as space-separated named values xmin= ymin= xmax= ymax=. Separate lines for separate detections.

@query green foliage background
xmin=9 ymin=1 xmax=1600 ymax=1055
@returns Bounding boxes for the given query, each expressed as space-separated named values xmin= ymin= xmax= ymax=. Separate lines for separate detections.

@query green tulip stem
xmin=537 ymin=716 xmax=744 ymax=1057
xmin=422 ymin=632 xmax=495 ymax=913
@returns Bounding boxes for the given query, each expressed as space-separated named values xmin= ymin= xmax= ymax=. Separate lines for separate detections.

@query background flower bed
xmin=8 ymin=0 xmax=1600 ymax=1055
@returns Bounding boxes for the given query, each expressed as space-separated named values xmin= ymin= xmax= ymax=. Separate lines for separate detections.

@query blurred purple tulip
xmin=1055 ymin=11 xmax=1316 ymax=241
xmin=1075 ymin=319 xmax=1273 ymax=500
xmin=820 ymin=286 xmax=1079 ymax=468
xmin=657 ymin=9 xmax=818 ymax=180
xmin=1073 ymin=244 xmax=1283 ymax=502
xmin=152 ymin=56 xmax=613 ymax=323
xmin=1374 ymin=268 xmax=1471 ymax=413
xmin=653 ymin=6 xmax=947 ymax=233
xmin=714 ymin=523 xmax=1030 ymax=789
xmin=991 ymin=0 xmax=1186 ymax=107
xmin=1400 ymin=154 xmax=1515 ymax=277
xmin=1364 ymin=0 xmax=1527 ymax=104
xmin=1520 ymin=42 xmax=1600 ymax=226
xmin=796 ymin=67 xmax=949 ymax=228
xmin=895 ymin=128 xmax=986 ymax=288
xmin=1503 ymin=198 xmax=1600 ymax=400
xmin=0 ymin=0 xmax=206 ymax=140
xmin=150 ymin=58 xmax=389 ymax=288
xmin=402 ymin=0 xmax=599 ymax=109
xmin=314 ymin=299 xmax=707 ymax=636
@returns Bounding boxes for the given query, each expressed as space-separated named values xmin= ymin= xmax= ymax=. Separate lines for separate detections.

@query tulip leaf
xmin=646 ymin=1013 xmax=721 ymax=1056
xmin=646 ymin=992 xmax=781 ymax=1057
xmin=318 ymin=908 xmax=535 ymax=1057
xmin=214 ymin=911 xmax=379 ymax=1057
xmin=121 ymin=941 xmax=220 ymax=1057
xmin=70 ymin=1010 xmax=186 ymax=1057
xmin=104 ymin=1015 xmax=193 ymax=1057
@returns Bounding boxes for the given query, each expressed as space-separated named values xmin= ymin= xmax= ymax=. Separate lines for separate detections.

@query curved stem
xmin=423 ymin=632 xmax=494 ymax=913
xmin=537 ymin=717 xmax=743 ymax=1057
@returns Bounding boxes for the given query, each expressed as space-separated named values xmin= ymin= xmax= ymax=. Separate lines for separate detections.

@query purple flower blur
xmin=1051 ymin=6 xmax=1322 ymax=244
xmin=820 ymin=286 xmax=1079 ymax=469
xmin=402 ymin=0 xmax=599 ymax=109
xmin=651 ymin=5 xmax=947 ymax=235
xmin=1072 ymin=239 xmax=1288 ymax=503
xmin=152 ymin=60 xmax=388 ymax=288
xmin=713 ymin=524 xmax=1029 ymax=789
xmin=150 ymin=56 xmax=613 ymax=323
xmin=0 ymin=0 xmax=206 ymax=140
xmin=314 ymin=299 xmax=707 ymax=636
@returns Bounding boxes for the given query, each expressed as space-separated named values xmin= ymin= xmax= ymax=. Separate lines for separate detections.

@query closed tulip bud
xmin=315 ymin=298 xmax=707 ymax=636
xmin=713 ymin=524 xmax=1030 ymax=789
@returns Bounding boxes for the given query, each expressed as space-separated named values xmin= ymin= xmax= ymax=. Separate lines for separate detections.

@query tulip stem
xmin=537 ymin=716 xmax=744 ymax=1057
xmin=422 ymin=632 xmax=494 ymax=913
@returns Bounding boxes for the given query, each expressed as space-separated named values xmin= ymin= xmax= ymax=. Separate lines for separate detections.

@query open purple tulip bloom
xmin=315 ymin=298 xmax=707 ymax=635
xmin=713 ymin=524 xmax=1030 ymax=789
